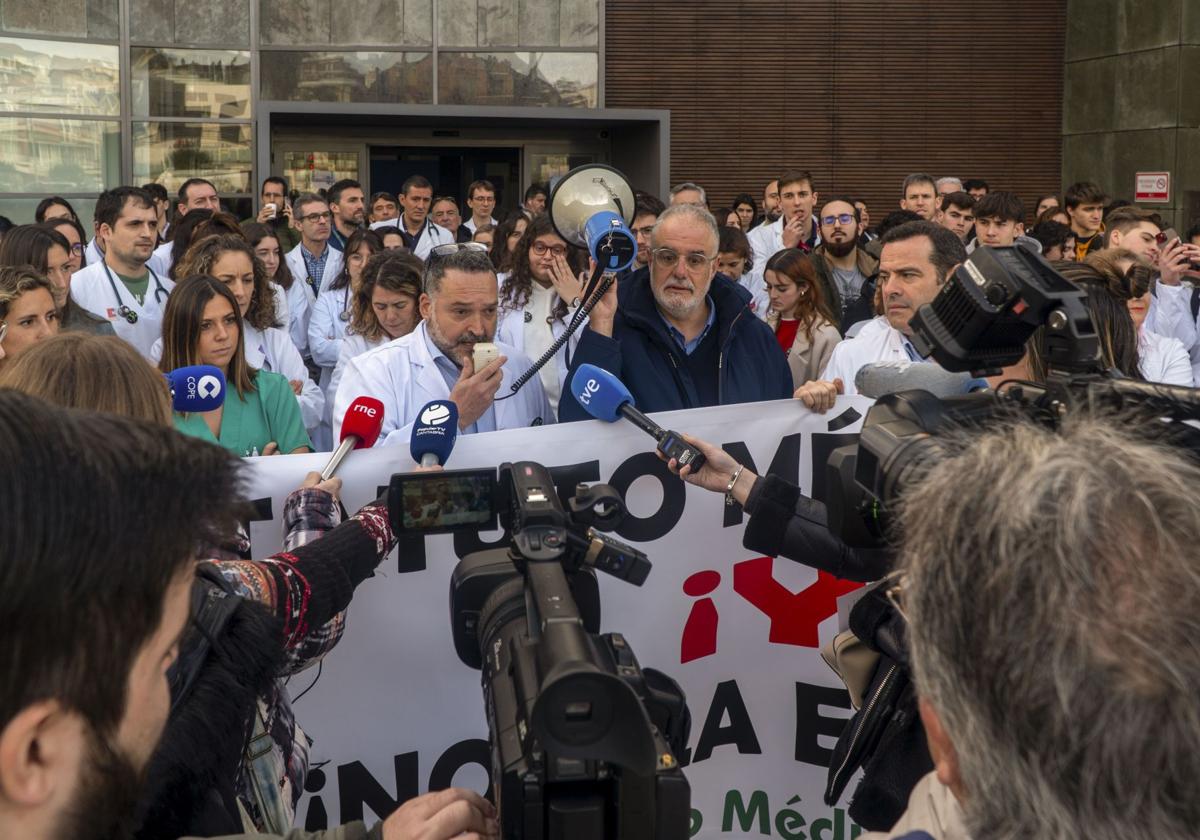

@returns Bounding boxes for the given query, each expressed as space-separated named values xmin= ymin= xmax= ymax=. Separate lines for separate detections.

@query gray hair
xmin=670 ymin=181 xmax=707 ymax=206
xmin=935 ymin=176 xmax=963 ymax=192
xmin=898 ymin=413 xmax=1200 ymax=840
xmin=293 ymin=192 xmax=328 ymax=218
xmin=651 ymin=203 xmax=720 ymax=254
xmin=423 ymin=246 xmax=497 ymax=296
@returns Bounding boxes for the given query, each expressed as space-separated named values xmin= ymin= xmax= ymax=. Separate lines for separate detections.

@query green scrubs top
xmin=173 ymin=369 xmax=312 ymax=457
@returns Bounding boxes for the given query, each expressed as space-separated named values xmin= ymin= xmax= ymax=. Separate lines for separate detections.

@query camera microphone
xmin=321 ymin=396 xmax=384 ymax=480
xmin=164 ymin=365 xmax=226 ymax=413
xmin=854 ymin=361 xmax=981 ymax=399
xmin=569 ymin=364 xmax=706 ymax=471
xmin=410 ymin=400 xmax=459 ymax=467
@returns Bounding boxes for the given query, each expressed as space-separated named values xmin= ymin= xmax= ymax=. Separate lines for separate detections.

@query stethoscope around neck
xmin=102 ymin=261 xmax=169 ymax=324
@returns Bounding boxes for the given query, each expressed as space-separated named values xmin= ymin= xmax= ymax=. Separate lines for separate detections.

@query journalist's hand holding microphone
xmin=659 ymin=432 xmax=758 ymax=506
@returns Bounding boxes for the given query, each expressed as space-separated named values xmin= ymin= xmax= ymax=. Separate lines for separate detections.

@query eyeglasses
xmin=652 ymin=248 xmax=717 ymax=271
xmin=427 ymin=242 xmax=489 ymax=270
xmin=298 ymin=211 xmax=332 ymax=223
xmin=69 ymin=243 xmax=84 ymax=256
xmin=821 ymin=213 xmax=855 ymax=226
xmin=531 ymin=241 xmax=568 ymax=258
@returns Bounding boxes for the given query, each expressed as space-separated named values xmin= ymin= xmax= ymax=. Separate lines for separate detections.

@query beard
xmin=53 ymin=725 xmax=146 ymax=840
xmin=823 ymin=236 xmax=857 ymax=258
xmin=427 ymin=315 xmax=491 ymax=367
xmin=653 ymin=279 xmax=703 ymax=320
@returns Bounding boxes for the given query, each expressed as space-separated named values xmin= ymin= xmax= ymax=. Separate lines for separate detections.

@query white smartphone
xmin=471 ymin=342 xmax=499 ymax=373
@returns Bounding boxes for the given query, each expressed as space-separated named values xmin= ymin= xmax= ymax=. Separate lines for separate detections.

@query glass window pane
xmin=260 ymin=0 xmax=431 ymax=46
xmin=438 ymin=52 xmax=596 ymax=108
xmin=0 ymin=195 xmax=97 ymax=226
xmin=261 ymin=52 xmax=432 ymax=104
xmin=133 ymin=122 xmax=253 ymax=195
xmin=0 ymin=0 xmax=117 ymax=40
xmin=0 ymin=117 xmax=119 ymax=192
xmin=0 ymin=38 xmax=119 ymax=116
xmin=131 ymin=48 xmax=251 ymax=119
xmin=282 ymin=150 xmax=360 ymax=194
xmin=130 ymin=0 xmax=249 ymax=47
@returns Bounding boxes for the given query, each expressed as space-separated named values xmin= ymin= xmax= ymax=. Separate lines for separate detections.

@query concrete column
xmin=1063 ymin=0 xmax=1200 ymax=228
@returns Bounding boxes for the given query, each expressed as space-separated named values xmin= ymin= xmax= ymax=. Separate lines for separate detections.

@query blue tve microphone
xmin=410 ymin=400 xmax=459 ymax=466
xmin=165 ymin=365 xmax=226 ymax=412
xmin=569 ymin=364 xmax=706 ymax=471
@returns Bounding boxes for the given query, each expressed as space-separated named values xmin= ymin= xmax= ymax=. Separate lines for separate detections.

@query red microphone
xmin=321 ymin=396 xmax=385 ymax=480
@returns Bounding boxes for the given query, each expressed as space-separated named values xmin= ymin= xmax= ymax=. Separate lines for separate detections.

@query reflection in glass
xmin=261 ymin=52 xmax=432 ymax=104
xmin=0 ymin=118 xmax=120 ymax=193
xmin=131 ymin=48 xmax=251 ymax=119
xmin=0 ymin=196 xmax=99 ymax=227
xmin=438 ymin=52 xmax=597 ymax=107
xmin=282 ymin=151 xmax=361 ymax=194
xmin=0 ymin=38 xmax=120 ymax=116
xmin=133 ymin=122 xmax=253 ymax=194
xmin=529 ymin=153 xmax=597 ymax=187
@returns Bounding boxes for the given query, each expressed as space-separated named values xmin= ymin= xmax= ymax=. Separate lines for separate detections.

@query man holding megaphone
xmin=559 ymin=202 xmax=792 ymax=422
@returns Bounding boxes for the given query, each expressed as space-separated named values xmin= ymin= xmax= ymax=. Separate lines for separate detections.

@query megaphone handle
xmin=498 ymin=264 xmax=612 ymax=400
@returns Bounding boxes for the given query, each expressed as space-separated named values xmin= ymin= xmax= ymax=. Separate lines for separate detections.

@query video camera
xmin=826 ymin=244 xmax=1200 ymax=549
xmin=387 ymin=463 xmax=691 ymax=840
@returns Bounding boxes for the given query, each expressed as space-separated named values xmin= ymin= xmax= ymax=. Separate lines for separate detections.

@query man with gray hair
xmin=669 ymin=181 xmax=708 ymax=207
xmin=862 ymin=410 xmax=1200 ymax=839
xmin=934 ymin=176 xmax=963 ymax=206
xmin=333 ymin=245 xmax=550 ymax=444
xmin=559 ymin=203 xmax=791 ymax=421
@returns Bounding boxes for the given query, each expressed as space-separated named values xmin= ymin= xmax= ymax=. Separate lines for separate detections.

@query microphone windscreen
xmin=166 ymin=365 xmax=226 ymax=413
xmin=341 ymin=396 xmax=386 ymax=448
xmin=854 ymin=361 xmax=977 ymax=400
xmin=410 ymin=400 xmax=459 ymax=465
xmin=568 ymin=363 xmax=635 ymax=422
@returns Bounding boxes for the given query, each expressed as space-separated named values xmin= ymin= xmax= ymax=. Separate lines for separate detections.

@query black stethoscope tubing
xmin=101 ymin=261 xmax=168 ymax=325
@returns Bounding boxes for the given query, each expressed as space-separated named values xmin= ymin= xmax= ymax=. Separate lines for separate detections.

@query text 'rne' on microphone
xmin=410 ymin=400 xmax=459 ymax=467
xmin=321 ymin=396 xmax=385 ymax=480
xmin=569 ymin=364 xmax=707 ymax=472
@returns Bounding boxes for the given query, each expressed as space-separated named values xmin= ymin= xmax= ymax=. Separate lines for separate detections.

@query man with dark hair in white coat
xmin=333 ymin=246 xmax=550 ymax=446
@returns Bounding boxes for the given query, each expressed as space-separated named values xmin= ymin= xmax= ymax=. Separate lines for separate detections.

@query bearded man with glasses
xmin=809 ymin=196 xmax=881 ymax=334
xmin=558 ymin=203 xmax=792 ymax=422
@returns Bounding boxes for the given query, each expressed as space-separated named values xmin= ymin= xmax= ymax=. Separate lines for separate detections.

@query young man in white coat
xmin=745 ymin=170 xmax=822 ymax=318
xmin=69 ymin=186 xmax=173 ymax=360
xmin=284 ymin=193 xmax=344 ymax=356
xmin=333 ymin=246 xmax=550 ymax=447
xmin=798 ymin=220 xmax=967 ymax=407
xmin=372 ymin=175 xmax=453 ymax=260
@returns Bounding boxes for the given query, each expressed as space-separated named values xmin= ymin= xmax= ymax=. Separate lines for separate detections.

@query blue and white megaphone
xmin=548 ymin=164 xmax=638 ymax=274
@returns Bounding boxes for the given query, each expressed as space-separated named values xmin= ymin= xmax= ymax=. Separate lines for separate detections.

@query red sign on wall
xmin=1135 ymin=171 xmax=1170 ymax=203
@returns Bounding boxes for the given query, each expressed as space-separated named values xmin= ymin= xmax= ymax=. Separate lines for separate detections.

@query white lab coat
xmin=333 ymin=321 xmax=552 ymax=448
xmin=820 ymin=316 xmax=911 ymax=395
xmin=147 ymin=241 xmax=173 ymax=277
xmin=1144 ymin=283 xmax=1200 ymax=384
xmin=495 ymin=300 xmax=586 ymax=413
xmin=371 ymin=218 xmax=454 ymax=260
xmin=283 ymin=243 xmax=344 ymax=356
xmin=463 ymin=216 xmax=495 ymax=235
xmin=307 ymin=284 xmax=355 ymax=448
xmin=69 ymin=259 xmax=175 ymax=360
xmin=84 ymin=237 xmax=103 ymax=266
xmin=1139 ymin=328 xmax=1193 ymax=386
xmin=743 ymin=216 xmax=822 ymax=321
xmin=327 ymin=332 xmax=389 ymax=419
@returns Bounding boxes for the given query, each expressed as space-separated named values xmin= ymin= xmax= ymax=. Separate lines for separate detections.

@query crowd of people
xmin=0 ymin=166 xmax=1199 ymax=840
xmin=2 ymin=170 xmax=1197 ymax=458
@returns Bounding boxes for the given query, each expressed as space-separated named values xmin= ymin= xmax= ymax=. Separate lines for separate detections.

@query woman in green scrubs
xmin=160 ymin=274 xmax=311 ymax=456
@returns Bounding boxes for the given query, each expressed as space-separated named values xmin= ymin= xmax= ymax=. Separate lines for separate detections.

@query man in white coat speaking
xmin=797 ymin=220 xmax=968 ymax=409
xmin=333 ymin=246 xmax=551 ymax=447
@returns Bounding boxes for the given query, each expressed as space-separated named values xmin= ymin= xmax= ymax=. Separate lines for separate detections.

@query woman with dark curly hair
xmin=495 ymin=213 xmax=589 ymax=413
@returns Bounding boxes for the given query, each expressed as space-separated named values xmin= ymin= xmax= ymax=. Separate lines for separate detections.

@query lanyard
xmin=101 ymin=261 xmax=167 ymax=324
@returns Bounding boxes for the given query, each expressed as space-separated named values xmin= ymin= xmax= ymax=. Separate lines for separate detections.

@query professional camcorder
xmin=826 ymin=244 xmax=1200 ymax=549
xmin=387 ymin=463 xmax=691 ymax=840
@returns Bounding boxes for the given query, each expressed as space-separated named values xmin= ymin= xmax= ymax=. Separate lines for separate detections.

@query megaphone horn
xmin=548 ymin=164 xmax=639 ymax=274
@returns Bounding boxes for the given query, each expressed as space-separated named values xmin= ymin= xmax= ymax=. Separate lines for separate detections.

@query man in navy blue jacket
xmin=559 ymin=203 xmax=792 ymax=421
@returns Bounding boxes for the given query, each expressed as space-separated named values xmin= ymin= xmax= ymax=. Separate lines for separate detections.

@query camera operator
xmin=0 ymin=336 xmax=492 ymax=840
xmin=861 ymin=409 xmax=1200 ymax=839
